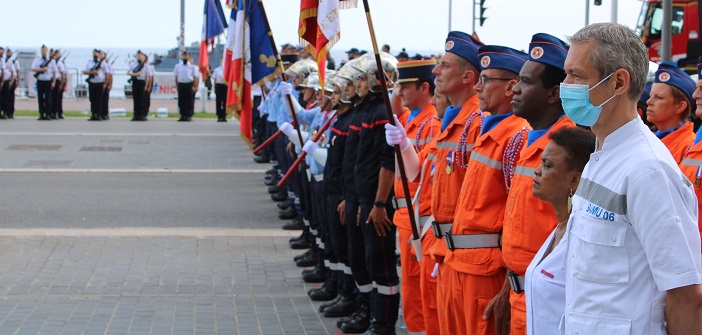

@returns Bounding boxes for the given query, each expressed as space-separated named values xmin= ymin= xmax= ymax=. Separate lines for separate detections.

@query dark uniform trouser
xmin=215 ymin=83 xmax=227 ymax=119
xmin=51 ymin=80 xmax=62 ymax=118
xmin=264 ymin=120 xmax=277 ymax=161
xmin=345 ymin=198 xmax=372 ymax=307
xmin=88 ymin=82 xmax=103 ymax=120
xmin=9 ymin=81 xmax=16 ymax=117
xmin=37 ymin=80 xmax=53 ymax=119
xmin=312 ymin=178 xmax=337 ymax=293
xmin=132 ymin=79 xmax=146 ymax=120
xmin=1 ymin=80 xmax=10 ymax=117
xmin=177 ymin=82 xmax=194 ymax=119
xmin=252 ymin=96 xmax=263 ymax=146
xmin=144 ymin=88 xmax=151 ymax=116
xmin=359 ymin=198 xmax=399 ymax=326
xmin=328 ymin=193 xmax=355 ymax=298
xmin=102 ymin=87 xmax=110 ymax=119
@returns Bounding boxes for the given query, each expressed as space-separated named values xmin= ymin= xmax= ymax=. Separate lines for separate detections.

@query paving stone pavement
xmin=0 ymin=119 xmax=410 ymax=335
xmin=0 ymin=231 xmax=339 ymax=335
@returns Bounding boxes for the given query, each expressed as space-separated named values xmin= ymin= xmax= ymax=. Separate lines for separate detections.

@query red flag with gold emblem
xmin=298 ymin=0 xmax=356 ymax=88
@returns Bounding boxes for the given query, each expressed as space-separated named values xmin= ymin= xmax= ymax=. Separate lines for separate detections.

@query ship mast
xmin=179 ymin=0 xmax=185 ymax=51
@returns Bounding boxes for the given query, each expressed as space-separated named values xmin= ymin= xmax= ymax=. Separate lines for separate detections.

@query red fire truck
xmin=637 ymin=0 xmax=701 ymax=74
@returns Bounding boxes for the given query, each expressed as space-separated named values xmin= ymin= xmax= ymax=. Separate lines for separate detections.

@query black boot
xmin=339 ymin=305 xmax=370 ymax=333
xmin=307 ymin=284 xmax=336 ymax=300
xmin=294 ymin=249 xmax=314 ymax=262
xmin=264 ymin=176 xmax=279 ymax=186
xmin=268 ymin=185 xmax=283 ymax=194
xmin=295 ymin=249 xmax=318 ymax=267
xmin=319 ymin=295 xmax=342 ymax=313
xmin=279 ymin=207 xmax=297 ymax=220
xmin=253 ymin=154 xmax=270 ymax=163
xmin=289 ymin=231 xmax=307 ymax=244
xmin=290 ymin=238 xmax=312 ymax=249
xmin=282 ymin=218 xmax=305 ymax=230
xmin=302 ymin=268 xmax=327 ymax=284
xmin=271 ymin=191 xmax=287 ymax=202
xmin=361 ymin=322 xmax=396 ymax=335
xmin=323 ymin=296 xmax=358 ymax=317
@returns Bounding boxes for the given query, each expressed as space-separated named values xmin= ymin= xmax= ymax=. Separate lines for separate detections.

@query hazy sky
xmin=5 ymin=0 xmax=644 ymax=53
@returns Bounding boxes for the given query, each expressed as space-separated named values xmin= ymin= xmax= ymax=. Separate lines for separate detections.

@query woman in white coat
xmin=525 ymin=126 xmax=595 ymax=335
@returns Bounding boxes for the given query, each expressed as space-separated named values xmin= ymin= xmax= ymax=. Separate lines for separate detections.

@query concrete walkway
xmin=0 ymin=118 xmax=409 ymax=334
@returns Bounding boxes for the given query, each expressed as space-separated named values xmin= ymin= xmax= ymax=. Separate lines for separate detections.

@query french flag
xmin=198 ymin=0 xmax=227 ymax=76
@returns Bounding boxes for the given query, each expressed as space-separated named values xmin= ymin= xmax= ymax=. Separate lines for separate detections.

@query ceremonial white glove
xmin=280 ymin=81 xmax=294 ymax=96
xmin=431 ymin=262 xmax=439 ymax=278
xmin=302 ymin=141 xmax=317 ymax=155
xmin=385 ymin=115 xmax=410 ymax=150
xmin=279 ymin=122 xmax=295 ymax=136
xmin=257 ymin=102 xmax=265 ymax=112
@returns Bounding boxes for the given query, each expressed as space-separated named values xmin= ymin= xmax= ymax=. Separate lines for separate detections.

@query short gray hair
xmin=568 ymin=23 xmax=649 ymax=101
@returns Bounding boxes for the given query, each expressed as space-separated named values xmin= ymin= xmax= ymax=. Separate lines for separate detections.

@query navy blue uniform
xmin=354 ymin=95 xmax=399 ymax=327
xmin=323 ymin=108 xmax=356 ymax=299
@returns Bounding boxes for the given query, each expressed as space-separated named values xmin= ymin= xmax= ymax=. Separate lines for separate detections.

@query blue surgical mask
xmin=560 ymin=73 xmax=616 ymax=127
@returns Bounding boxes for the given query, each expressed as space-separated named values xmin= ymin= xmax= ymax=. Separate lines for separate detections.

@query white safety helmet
xmin=285 ymin=59 xmax=318 ymax=88
xmin=336 ymin=58 xmax=365 ymax=103
xmin=351 ymin=52 xmax=398 ymax=93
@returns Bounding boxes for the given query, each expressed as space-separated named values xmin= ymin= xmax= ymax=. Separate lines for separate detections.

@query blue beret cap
xmin=397 ymin=59 xmax=436 ymax=83
xmin=698 ymin=55 xmax=701 ymax=79
xmin=528 ymin=33 xmax=569 ymax=71
xmin=654 ymin=63 xmax=696 ymax=105
xmin=639 ymin=83 xmax=652 ymax=104
xmin=477 ymin=45 xmax=528 ymax=75
xmin=444 ymin=31 xmax=484 ymax=70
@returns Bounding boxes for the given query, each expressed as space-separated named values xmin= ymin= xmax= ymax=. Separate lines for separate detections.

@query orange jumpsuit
xmin=442 ymin=114 xmax=530 ymax=335
xmin=661 ymin=122 xmax=695 ymax=164
xmin=501 ymin=116 xmax=575 ymax=334
xmin=420 ymin=94 xmax=482 ymax=335
xmin=679 ymin=137 xmax=702 ymax=237
xmin=394 ymin=104 xmax=440 ymax=334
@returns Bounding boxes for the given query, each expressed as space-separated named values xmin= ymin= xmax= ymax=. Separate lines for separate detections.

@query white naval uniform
xmin=525 ymin=228 xmax=568 ymax=335
xmin=173 ymin=61 xmax=199 ymax=83
xmin=3 ymin=58 xmax=14 ymax=80
xmin=31 ymin=57 xmax=57 ymax=81
xmin=564 ymin=116 xmax=702 ymax=335
xmin=213 ymin=65 xmax=224 ymax=84
xmin=83 ymin=59 xmax=107 ymax=83
xmin=12 ymin=59 xmax=19 ymax=77
xmin=55 ymin=61 xmax=67 ymax=80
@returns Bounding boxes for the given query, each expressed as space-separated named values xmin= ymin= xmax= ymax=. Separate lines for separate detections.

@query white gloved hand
xmin=257 ymin=102 xmax=265 ymax=112
xmin=279 ymin=81 xmax=294 ymax=96
xmin=302 ymin=141 xmax=317 ymax=155
xmin=384 ymin=114 xmax=409 ymax=149
xmin=431 ymin=262 xmax=439 ymax=278
xmin=279 ymin=122 xmax=294 ymax=135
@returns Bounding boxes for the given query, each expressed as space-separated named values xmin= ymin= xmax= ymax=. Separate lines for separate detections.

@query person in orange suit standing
xmin=385 ymin=31 xmax=485 ymax=335
xmin=389 ymin=59 xmax=441 ymax=335
xmin=438 ymin=45 xmax=530 ymax=335
xmin=679 ymin=55 xmax=702 ymax=237
xmin=646 ymin=63 xmax=697 ymax=164
xmin=491 ymin=33 xmax=574 ymax=334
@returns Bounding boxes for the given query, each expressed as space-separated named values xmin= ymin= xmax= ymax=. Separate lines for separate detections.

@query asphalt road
xmin=0 ymin=118 xmax=281 ymax=229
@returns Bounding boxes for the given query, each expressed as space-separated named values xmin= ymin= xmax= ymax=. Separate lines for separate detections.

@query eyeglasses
xmin=479 ymin=75 xmax=513 ymax=86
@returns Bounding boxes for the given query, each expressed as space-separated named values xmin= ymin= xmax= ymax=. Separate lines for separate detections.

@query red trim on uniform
xmin=332 ymin=128 xmax=349 ymax=136
xmin=530 ymin=41 xmax=568 ymax=53
xmin=361 ymin=120 xmax=389 ymax=129
xmin=349 ymin=125 xmax=361 ymax=132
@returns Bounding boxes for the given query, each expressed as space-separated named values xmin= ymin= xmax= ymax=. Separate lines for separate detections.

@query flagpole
xmin=257 ymin=0 xmax=306 ymax=150
xmin=362 ymin=0 xmax=420 ymax=241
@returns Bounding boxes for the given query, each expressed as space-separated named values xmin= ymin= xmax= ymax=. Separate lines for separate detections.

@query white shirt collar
xmin=596 ymin=116 xmax=643 ymax=152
